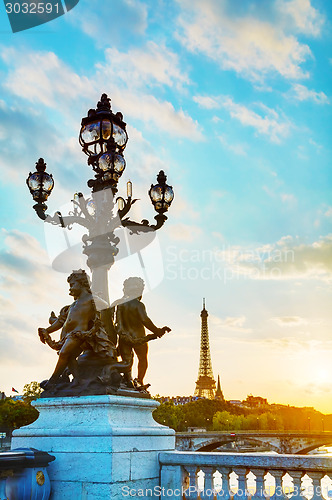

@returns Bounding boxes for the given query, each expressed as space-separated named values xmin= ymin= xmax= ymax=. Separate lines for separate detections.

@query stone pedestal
xmin=11 ymin=395 xmax=175 ymax=500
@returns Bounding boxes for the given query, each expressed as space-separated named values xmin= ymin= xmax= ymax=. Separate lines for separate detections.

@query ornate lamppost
xmin=25 ymin=94 xmax=174 ymax=398
xmin=26 ymin=94 xmax=174 ymax=304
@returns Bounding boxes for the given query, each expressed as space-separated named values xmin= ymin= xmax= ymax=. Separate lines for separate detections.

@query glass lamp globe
xmin=79 ymin=94 xmax=128 ymax=157
xmin=26 ymin=158 xmax=54 ymax=203
xmin=149 ymin=170 xmax=174 ymax=213
xmin=98 ymin=152 xmax=126 ymax=181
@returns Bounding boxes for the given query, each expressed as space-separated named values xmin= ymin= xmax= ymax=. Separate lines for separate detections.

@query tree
xmin=153 ymin=402 xmax=183 ymax=430
xmin=0 ymin=398 xmax=38 ymax=430
xmin=23 ymin=381 xmax=42 ymax=402
xmin=153 ymin=399 xmax=229 ymax=431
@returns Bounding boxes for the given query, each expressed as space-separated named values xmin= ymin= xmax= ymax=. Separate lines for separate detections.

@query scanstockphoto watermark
xmin=122 ymin=486 xmax=225 ymax=497
xmin=165 ymin=245 xmax=295 ymax=283
xmin=4 ymin=0 xmax=80 ymax=33
xmin=122 ymin=486 xmax=332 ymax=497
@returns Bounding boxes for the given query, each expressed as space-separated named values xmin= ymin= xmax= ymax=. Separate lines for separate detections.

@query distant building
xmin=244 ymin=395 xmax=268 ymax=408
xmin=215 ymin=375 xmax=224 ymax=401
xmin=158 ymin=396 xmax=200 ymax=405
xmin=229 ymin=400 xmax=243 ymax=407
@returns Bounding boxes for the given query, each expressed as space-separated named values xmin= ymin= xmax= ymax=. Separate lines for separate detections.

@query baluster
xmin=218 ymin=468 xmax=232 ymax=500
xmin=271 ymin=470 xmax=286 ymax=500
xmin=184 ymin=466 xmax=199 ymax=499
xmin=161 ymin=464 xmax=185 ymax=498
xmin=250 ymin=468 xmax=267 ymax=500
xmin=289 ymin=471 xmax=304 ymax=499
xmin=200 ymin=467 xmax=216 ymax=500
xmin=233 ymin=468 xmax=249 ymax=500
xmin=309 ymin=472 xmax=324 ymax=500
xmin=263 ymin=472 xmax=275 ymax=500
xmin=323 ymin=474 xmax=332 ymax=500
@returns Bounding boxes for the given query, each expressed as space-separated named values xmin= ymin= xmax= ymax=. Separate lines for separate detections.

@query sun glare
xmin=315 ymin=367 xmax=330 ymax=383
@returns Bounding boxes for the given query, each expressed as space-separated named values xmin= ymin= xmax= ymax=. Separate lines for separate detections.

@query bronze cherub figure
xmin=38 ymin=271 xmax=170 ymax=397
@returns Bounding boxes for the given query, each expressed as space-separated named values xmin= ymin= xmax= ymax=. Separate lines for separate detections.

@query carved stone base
xmin=12 ymin=395 xmax=175 ymax=499
xmin=40 ymin=351 xmax=149 ymax=399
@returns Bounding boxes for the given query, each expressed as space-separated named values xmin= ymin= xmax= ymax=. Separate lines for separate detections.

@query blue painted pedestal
xmin=11 ymin=396 xmax=175 ymax=500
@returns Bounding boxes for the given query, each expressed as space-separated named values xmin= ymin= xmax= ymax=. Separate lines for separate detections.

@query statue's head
xmin=68 ymin=269 xmax=91 ymax=295
xmin=123 ymin=277 xmax=145 ymax=299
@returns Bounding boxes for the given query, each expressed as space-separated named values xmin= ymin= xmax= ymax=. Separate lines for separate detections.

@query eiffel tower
xmin=194 ymin=299 xmax=216 ymax=399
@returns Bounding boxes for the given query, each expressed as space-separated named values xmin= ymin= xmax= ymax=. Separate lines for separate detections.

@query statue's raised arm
xmin=115 ymin=277 xmax=171 ymax=390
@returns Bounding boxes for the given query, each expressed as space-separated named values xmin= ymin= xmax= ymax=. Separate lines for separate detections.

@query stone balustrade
xmin=159 ymin=451 xmax=332 ymax=500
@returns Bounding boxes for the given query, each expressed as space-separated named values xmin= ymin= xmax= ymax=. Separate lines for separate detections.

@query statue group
xmin=38 ymin=270 xmax=171 ymax=398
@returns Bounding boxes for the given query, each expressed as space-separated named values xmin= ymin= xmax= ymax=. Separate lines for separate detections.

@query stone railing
xmin=159 ymin=451 xmax=332 ymax=500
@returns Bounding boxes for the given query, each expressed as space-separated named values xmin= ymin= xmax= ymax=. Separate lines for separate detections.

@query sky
xmin=0 ymin=0 xmax=331 ymax=413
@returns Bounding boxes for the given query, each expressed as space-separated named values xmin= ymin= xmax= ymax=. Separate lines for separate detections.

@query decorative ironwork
xmin=194 ymin=299 xmax=216 ymax=399
xmin=26 ymin=94 xmax=174 ymax=295
xmin=26 ymin=94 xmax=174 ymax=398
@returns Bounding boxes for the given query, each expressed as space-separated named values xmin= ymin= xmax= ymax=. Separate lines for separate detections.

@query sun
xmin=315 ymin=367 xmax=330 ymax=384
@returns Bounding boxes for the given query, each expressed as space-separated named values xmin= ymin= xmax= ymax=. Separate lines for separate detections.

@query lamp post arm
xmin=76 ymin=193 xmax=95 ymax=223
xmin=47 ymin=213 xmax=93 ymax=230
xmin=33 ymin=201 xmax=93 ymax=230
xmin=33 ymin=203 xmax=48 ymax=221
xmin=121 ymin=218 xmax=151 ymax=233
xmin=117 ymin=197 xmax=138 ymax=219
xmin=150 ymin=213 xmax=168 ymax=231
xmin=120 ymin=213 xmax=167 ymax=233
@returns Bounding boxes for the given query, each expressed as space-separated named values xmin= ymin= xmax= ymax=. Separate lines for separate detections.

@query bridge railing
xmin=159 ymin=451 xmax=332 ymax=500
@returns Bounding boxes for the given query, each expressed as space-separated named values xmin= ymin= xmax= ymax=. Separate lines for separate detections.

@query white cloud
xmin=309 ymin=138 xmax=323 ymax=153
xmin=221 ymin=97 xmax=291 ymax=143
xmin=224 ymin=235 xmax=332 ymax=281
xmin=281 ymin=193 xmax=296 ymax=203
xmin=324 ymin=207 xmax=332 ymax=218
xmin=124 ymin=125 xmax=170 ymax=180
xmin=0 ymin=98 xmax=87 ymax=199
xmin=286 ymin=84 xmax=329 ymax=104
xmin=103 ymin=42 xmax=189 ymax=89
xmin=167 ymin=223 xmax=202 ymax=241
xmin=67 ymin=0 xmax=148 ymax=46
xmin=270 ymin=316 xmax=308 ymax=326
xmin=0 ymin=46 xmax=202 ymax=142
xmin=107 ymin=88 xmax=202 ymax=141
xmin=0 ymin=230 xmax=66 ymax=377
xmin=193 ymin=95 xmax=221 ymax=109
xmin=1 ymin=47 xmax=94 ymax=110
xmin=218 ymin=134 xmax=247 ymax=156
xmin=170 ymin=194 xmax=201 ymax=222
xmin=277 ymin=0 xmax=325 ymax=37
xmin=210 ymin=314 xmax=252 ymax=333
xmin=176 ymin=0 xmax=313 ymax=82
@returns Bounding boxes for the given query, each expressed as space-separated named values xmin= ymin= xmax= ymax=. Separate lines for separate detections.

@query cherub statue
xmin=113 ymin=277 xmax=171 ymax=390
xmin=38 ymin=269 xmax=120 ymax=392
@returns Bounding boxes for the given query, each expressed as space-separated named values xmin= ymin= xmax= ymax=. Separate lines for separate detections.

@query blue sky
xmin=0 ymin=0 xmax=331 ymax=412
